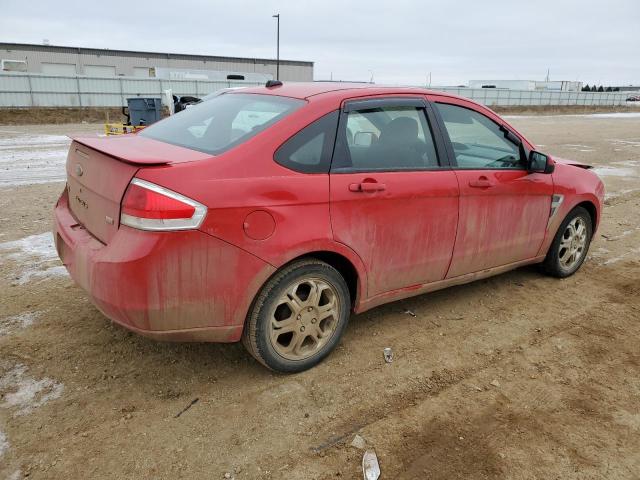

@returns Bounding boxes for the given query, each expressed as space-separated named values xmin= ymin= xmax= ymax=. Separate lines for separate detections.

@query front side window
xmin=435 ymin=103 xmax=523 ymax=169
xmin=333 ymin=105 xmax=439 ymax=171
xmin=140 ymin=93 xmax=304 ymax=155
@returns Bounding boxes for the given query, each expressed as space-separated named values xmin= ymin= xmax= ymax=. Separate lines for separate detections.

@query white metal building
xmin=468 ymin=79 xmax=583 ymax=92
xmin=0 ymin=42 xmax=313 ymax=82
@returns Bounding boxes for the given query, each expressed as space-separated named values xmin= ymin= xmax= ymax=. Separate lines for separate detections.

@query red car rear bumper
xmin=53 ymin=191 xmax=275 ymax=342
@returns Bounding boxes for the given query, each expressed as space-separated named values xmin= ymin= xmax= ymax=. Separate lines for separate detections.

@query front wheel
xmin=242 ymin=259 xmax=351 ymax=373
xmin=542 ymin=206 xmax=593 ymax=278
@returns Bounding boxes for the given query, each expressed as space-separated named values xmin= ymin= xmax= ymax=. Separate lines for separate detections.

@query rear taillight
xmin=120 ymin=179 xmax=206 ymax=231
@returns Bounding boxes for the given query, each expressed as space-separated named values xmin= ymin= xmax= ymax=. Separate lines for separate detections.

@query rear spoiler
xmin=70 ymin=135 xmax=212 ymax=165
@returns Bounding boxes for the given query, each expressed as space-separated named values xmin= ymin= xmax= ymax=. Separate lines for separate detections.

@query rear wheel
xmin=542 ymin=206 xmax=593 ymax=278
xmin=242 ymin=259 xmax=350 ymax=373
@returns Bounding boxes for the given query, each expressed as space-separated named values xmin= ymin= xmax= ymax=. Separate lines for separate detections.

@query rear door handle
xmin=468 ymin=176 xmax=494 ymax=188
xmin=349 ymin=182 xmax=386 ymax=192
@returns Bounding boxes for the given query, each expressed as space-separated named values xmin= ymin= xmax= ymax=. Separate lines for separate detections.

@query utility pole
xmin=272 ymin=14 xmax=280 ymax=80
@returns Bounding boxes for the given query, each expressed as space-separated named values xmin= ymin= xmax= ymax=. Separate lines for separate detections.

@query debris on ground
xmin=350 ymin=434 xmax=366 ymax=450
xmin=429 ymin=318 xmax=442 ymax=328
xmin=362 ymin=450 xmax=381 ymax=480
xmin=490 ymin=379 xmax=501 ymax=388
xmin=383 ymin=347 xmax=393 ymax=364
xmin=174 ymin=398 xmax=199 ymax=418
xmin=403 ymin=309 xmax=417 ymax=317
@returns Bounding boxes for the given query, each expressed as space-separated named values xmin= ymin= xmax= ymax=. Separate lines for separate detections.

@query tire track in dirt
xmin=282 ymin=263 xmax=637 ymax=478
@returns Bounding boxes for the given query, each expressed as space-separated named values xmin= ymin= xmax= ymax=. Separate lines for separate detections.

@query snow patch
xmin=613 ymin=160 xmax=640 ymax=167
xmin=593 ymin=166 xmax=638 ymax=178
xmin=0 ymin=364 xmax=64 ymax=417
xmin=504 ymin=112 xmax=640 ymax=119
xmin=605 ymin=188 xmax=640 ymax=201
xmin=0 ymin=134 xmax=69 ymax=147
xmin=0 ymin=147 xmax=69 ymax=164
xmin=0 ymin=133 xmax=71 ymax=186
xmin=0 ymin=232 xmax=68 ymax=284
xmin=609 ymin=139 xmax=640 ymax=149
xmin=586 ymin=112 xmax=640 ymax=119
xmin=0 ymin=312 xmax=41 ymax=336
xmin=8 ymin=470 xmax=22 ymax=480
xmin=604 ymin=247 xmax=640 ymax=265
xmin=0 ymin=430 xmax=8 ymax=458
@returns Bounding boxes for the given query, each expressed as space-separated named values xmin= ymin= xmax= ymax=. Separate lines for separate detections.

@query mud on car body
xmin=54 ymin=82 xmax=604 ymax=372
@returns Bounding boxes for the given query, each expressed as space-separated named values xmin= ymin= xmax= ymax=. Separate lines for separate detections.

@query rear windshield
xmin=139 ymin=93 xmax=305 ymax=155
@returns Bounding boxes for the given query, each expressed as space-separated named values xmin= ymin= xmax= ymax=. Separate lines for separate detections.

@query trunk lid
xmin=66 ymin=135 xmax=213 ymax=244
xmin=66 ymin=141 xmax=139 ymax=244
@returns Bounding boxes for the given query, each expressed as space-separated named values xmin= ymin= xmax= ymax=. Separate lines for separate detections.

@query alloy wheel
xmin=269 ymin=278 xmax=340 ymax=361
xmin=558 ymin=216 xmax=588 ymax=270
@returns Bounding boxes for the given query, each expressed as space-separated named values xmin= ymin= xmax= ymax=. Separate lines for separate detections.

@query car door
xmin=430 ymin=96 xmax=553 ymax=277
xmin=329 ymin=97 xmax=459 ymax=298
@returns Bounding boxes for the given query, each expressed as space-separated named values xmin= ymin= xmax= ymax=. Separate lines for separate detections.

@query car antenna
xmin=265 ymin=80 xmax=283 ymax=88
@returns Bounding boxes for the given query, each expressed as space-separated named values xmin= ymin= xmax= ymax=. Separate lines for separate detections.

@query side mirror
xmin=528 ymin=151 xmax=554 ymax=174
xmin=354 ymin=131 xmax=376 ymax=147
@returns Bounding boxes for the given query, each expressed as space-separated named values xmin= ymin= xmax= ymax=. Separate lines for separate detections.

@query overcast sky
xmin=2 ymin=0 xmax=638 ymax=86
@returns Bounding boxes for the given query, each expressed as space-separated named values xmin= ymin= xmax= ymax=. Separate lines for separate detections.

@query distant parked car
xmin=627 ymin=95 xmax=640 ymax=102
xmin=54 ymin=82 xmax=604 ymax=372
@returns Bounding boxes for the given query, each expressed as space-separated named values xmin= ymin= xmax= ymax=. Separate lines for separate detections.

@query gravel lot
xmin=0 ymin=114 xmax=639 ymax=479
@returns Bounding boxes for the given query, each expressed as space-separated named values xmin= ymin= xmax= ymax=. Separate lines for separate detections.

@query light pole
xmin=272 ymin=14 xmax=280 ymax=81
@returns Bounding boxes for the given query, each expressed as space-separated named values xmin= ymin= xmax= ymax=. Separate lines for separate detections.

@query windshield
xmin=140 ymin=93 xmax=305 ymax=155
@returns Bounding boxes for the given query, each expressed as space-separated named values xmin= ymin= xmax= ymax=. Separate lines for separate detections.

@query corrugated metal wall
xmin=0 ymin=44 xmax=314 ymax=81
xmin=0 ymin=73 xmax=632 ymax=107
xmin=0 ymin=73 xmax=262 ymax=107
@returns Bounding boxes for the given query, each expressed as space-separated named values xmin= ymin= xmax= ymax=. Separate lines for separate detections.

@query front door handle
xmin=468 ymin=176 xmax=494 ymax=188
xmin=349 ymin=181 xmax=386 ymax=193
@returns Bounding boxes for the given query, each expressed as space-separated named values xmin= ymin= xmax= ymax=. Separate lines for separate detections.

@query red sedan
xmin=53 ymin=82 xmax=604 ymax=372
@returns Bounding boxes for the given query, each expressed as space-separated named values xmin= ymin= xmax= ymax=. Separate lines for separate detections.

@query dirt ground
xmin=0 ymin=114 xmax=639 ymax=479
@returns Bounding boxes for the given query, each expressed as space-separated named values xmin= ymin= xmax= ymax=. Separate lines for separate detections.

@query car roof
xmin=228 ymin=82 xmax=534 ymax=149
xmin=232 ymin=82 xmax=458 ymax=102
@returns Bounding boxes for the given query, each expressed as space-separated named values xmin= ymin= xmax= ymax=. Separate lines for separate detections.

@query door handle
xmin=468 ymin=176 xmax=494 ymax=188
xmin=349 ymin=182 xmax=386 ymax=192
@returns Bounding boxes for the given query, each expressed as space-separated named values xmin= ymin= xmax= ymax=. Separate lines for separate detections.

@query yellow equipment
xmin=104 ymin=97 xmax=161 ymax=135
xmin=104 ymin=123 xmax=146 ymax=136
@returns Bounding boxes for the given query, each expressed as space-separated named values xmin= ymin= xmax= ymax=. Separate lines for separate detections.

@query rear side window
xmin=274 ymin=111 xmax=339 ymax=173
xmin=332 ymin=105 xmax=440 ymax=172
xmin=140 ymin=93 xmax=304 ymax=155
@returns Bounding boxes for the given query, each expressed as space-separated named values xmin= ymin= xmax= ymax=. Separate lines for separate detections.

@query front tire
xmin=542 ymin=206 xmax=593 ymax=278
xmin=242 ymin=259 xmax=351 ymax=373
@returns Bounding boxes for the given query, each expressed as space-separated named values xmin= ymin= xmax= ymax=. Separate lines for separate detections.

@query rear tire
xmin=542 ymin=206 xmax=593 ymax=278
xmin=242 ymin=259 xmax=350 ymax=373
